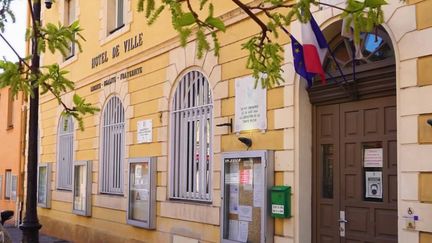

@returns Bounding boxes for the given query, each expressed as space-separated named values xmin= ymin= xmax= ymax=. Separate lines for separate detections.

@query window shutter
xmin=57 ymin=116 xmax=74 ymax=190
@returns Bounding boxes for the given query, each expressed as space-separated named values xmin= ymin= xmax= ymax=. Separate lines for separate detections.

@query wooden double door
xmin=313 ymin=96 xmax=398 ymax=243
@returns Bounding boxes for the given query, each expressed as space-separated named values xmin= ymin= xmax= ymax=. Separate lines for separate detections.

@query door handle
xmin=339 ymin=211 xmax=347 ymax=237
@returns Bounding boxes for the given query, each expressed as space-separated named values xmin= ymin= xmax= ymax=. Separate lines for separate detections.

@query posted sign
xmin=234 ymin=76 xmax=267 ymax=132
xmin=137 ymin=120 xmax=152 ymax=143
xmin=364 ymin=148 xmax=383 ymax=167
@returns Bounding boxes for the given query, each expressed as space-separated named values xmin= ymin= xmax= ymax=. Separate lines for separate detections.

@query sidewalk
xmin=3 ymin=224 xmax=70 ymax=243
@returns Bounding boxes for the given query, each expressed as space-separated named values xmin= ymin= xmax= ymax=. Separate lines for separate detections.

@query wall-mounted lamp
xmin=45 ymin=0 xmax=53 ymax=9
xmin=427 ymin=119 xmax=432 ymax=127
xmin=238 ymin=137 xmax=252 ymax=150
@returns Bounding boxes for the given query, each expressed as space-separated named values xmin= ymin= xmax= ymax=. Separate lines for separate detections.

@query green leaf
xmin=177 ymin=13 xmax=196 ymax=27
xmin=365 ymin=0 xmax=387 ymax=7
xmin=205 ymin=17 xmax=226 ymax=32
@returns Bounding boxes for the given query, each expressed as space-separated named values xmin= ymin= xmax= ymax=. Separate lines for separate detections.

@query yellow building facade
xmin=36 ymin=0 xmax=432 ymax=242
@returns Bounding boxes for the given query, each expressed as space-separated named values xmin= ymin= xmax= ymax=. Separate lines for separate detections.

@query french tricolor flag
xmin=301 ymin=16 xmax=329 ymax=84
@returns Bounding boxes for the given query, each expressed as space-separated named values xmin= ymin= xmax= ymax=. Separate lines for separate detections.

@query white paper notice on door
xmin=364 ymin=148 xmax=383 ymax=168
xmin=365 ymin=171 xmax=382 ymax=199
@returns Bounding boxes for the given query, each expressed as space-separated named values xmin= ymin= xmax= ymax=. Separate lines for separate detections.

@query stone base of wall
xmin=39 ymin=216 xmax=144 ymax=243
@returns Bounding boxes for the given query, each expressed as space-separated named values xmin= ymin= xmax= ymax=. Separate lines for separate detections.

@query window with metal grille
xmin=57 ymin=115 xmax=74 ymax=190
xmin=170 ymin=71 xmax=213 ymax=202
xmin=101 ymin=96 xmax=125 ymax=195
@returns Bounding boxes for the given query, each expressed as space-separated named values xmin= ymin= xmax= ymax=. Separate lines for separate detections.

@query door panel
xmin=314 ymin=96 xmax=397 ymax=243
xmin=315 ymin=104 xmax=340 ymax=243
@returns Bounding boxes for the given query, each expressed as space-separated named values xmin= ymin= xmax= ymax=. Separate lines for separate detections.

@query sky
xmin=0 ymin=0 xmax=27 ymax=62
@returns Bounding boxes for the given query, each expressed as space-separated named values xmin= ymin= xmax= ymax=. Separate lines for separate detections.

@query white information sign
xmin=365 ymin=171 xmax=382 ymax=199
xmin=137 ymin=120 xmax=152 ymax=143
xmin=235 ymin=76 xmax=267 ymax=132
xmin=364 ymin=148 xmax=383 ymax=167
xmin=272 ymin=204 xmax=285 ymax=214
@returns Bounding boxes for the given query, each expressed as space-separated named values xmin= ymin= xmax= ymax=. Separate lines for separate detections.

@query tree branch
xmin=232 ymin=0 xmax=268 ymax=32
xmin=0 ymin=33 xmax=32 ymax=69
xmin=184 ymin=0 xmax=217 ymax=30
xmin=41 ymin=82 xmax=76 ymax=113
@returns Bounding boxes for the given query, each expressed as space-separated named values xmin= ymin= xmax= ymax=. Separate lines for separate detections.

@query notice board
xmin=221 ymin=151 xmax=274 ymax=243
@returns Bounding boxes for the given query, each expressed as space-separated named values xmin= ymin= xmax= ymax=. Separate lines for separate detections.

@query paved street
xmin=3 ymin=224 xmax=69 ymax=243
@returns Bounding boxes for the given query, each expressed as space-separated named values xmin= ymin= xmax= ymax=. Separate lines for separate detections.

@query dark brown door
xmin=313 ymin=96 xmax=397 ymax=243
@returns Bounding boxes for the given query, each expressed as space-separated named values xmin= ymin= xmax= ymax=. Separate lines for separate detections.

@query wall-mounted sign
xmin=37 ymin=163 xmax=52 ymax=208
xmin=137 ymin=120 xmax=152 ymax=143
xmin=90 ymin=67 xmax=143 ymax=92
xmin=72 ymin=160 xmax=92 ymax=216
xmin=91 ymin=33 xmax=143 ymax=69
xmin=365 ymin=171 xmax=382 ymax=199
xmin=234 ymin=76 xmax=267 ymax=132
xmin=364 ymin=148 xmax=383 ymax=167
xmin=127 ymin=157 xmax=156 ymax=229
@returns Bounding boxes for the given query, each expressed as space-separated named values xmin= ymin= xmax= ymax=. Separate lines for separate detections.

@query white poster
xmin=364 ymin=148 xmax=383 ymax=168
xmin=238 ymin=221 xmax=249 ymax=242
xmin=229 ymin=185 xmax=239 ymax=214
xmin=234 ymin=76 xmax=267 ymax=132
xmin=365 ymin=171 xmax=382 ymax=199
xmin=238 ymin=205 xmax=253 ymax=222
xmin=225 ymin=162 xmax=240 ymax=184
xmin=228 ymin=220 xmax=239 ymax=241
xmin=137 ymin=120 xmax=152 ymax=143
xmin=253 ymin=164 xmax=263 ymax=207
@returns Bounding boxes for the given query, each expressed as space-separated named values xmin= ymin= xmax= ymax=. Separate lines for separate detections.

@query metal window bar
xmin=101 ymin=96 xmax=125 ymax=194
xmin=170 ymin=71 xmax=213 ymax=202
xmin=57 ymin=116 xmax=74 ymax=190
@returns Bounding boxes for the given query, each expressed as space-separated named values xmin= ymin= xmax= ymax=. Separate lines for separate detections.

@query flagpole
xmin=326 ymin=46 xmax=349 ymax=85
xmin=349 ymin=39 xmax=359 ymax=99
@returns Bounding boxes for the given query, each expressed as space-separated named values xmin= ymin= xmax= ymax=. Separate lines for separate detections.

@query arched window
xmin=101 ymin=96 xmax=125 ymax=194
xmin=323 ymin=28 xmax=394 ymax=73
xmin=170 ymin=71 xmax=213 ymax=202
xmin=57 ymin=115 xmax=74 ymax=190
xmin=308 ymin=24 xmax=395 ymax=104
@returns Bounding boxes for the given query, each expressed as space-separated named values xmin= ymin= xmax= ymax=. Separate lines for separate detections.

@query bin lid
xmin=271 ymin=186 xmax=290 ymax=191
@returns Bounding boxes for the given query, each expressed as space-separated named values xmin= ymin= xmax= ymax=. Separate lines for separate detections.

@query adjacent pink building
xmin=0 ymin=87 xmax=26 ymax=223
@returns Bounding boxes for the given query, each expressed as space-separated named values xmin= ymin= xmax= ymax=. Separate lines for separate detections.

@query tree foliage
xmin=0 ymin=1 xmax=98 ymax=130
xmin=0 ymin=0 xmax=14 ymax=32
xmin=137 ymin=0 xmax=388 ymax=88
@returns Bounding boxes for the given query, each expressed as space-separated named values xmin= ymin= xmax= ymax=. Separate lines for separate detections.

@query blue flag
xmin=290 ymin=35 xmax=314 ymax=88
